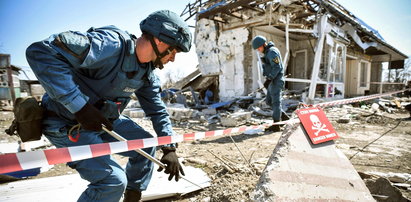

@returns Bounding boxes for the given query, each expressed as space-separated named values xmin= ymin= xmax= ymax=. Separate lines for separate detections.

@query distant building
xmin=182 ymin=0 xmax=408 ymax=103
xmin=18 ymin=66 xmax=44 ymax=101
xmin=0 ymin=54 xmax=21 ymax=102
xmin=0 ymin=54 xmax=44 ymax=103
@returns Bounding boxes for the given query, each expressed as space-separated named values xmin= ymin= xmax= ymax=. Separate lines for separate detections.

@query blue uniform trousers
xmin=43 ymin=115 xmax=155 ymax=202
xmin=266 ymin=80 xmax=282 ymax=122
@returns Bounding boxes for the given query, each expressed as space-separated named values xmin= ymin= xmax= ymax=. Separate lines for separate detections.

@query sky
xmin=0 ymin=0 xmax=410 ymax=80
xmin=0 ymin=0 xmax=198 ymax=82
xmin=336 ymin=0 xmax=411 ymax=57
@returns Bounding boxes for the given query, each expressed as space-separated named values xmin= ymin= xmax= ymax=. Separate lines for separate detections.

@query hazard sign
xmin=296 ymin=107 xmax=338 ymax=144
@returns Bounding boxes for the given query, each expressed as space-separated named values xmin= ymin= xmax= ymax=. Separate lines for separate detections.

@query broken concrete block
xmin=220 ymin=111 xmax=252 ymax=127
xmin=337 ymin=117 xmax=350 ymax=123
xmin=126 ymin=109 xmax=146 ymax=118
xmin=19 ymin=137 xmax=51 ymax=151
xmin=366 ymin=171 xmax=411 ymax=183
xmin=167 ymin=107 xmax=194 ymax=121
xmin=364 ymin=177 xmax=409 ymax=202
xmin=371 ymin=103 xmax=380 ymax=112
xmin=202 ymin=108 xmax=217 ymax=115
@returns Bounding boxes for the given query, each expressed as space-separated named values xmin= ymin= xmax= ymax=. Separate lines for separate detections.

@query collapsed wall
xmin=195 ymin=19 xmax=249 ymax=101
xmin=251 ymin=123 xmax=375 ymax=201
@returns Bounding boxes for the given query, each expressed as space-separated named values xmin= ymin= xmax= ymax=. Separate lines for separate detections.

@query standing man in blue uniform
xmin=252 ymin=35 xmax=285 ymax=132
xmin=26 ymin=10 xmax=191 ymax=202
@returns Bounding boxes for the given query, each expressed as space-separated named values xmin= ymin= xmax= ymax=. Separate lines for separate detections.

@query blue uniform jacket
xmin=26 ymin=26 xmax=174 ymax=138
xmin=262 ymin=42 xmax=285 ymax=88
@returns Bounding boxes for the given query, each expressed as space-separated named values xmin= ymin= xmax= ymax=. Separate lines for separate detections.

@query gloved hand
xmin=157 ymin=146 xmax=185 ymax=181
xmin=263 ymin=79 xmax=271 ymax=89
xmin=74 ymin=102 xmax=113 ymax=131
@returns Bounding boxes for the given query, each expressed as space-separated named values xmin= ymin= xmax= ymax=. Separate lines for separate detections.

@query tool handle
xmin=102 ymin=127 xmax=166 ymax=169
xmin=102 ymin=126 xmax=204 ymax=189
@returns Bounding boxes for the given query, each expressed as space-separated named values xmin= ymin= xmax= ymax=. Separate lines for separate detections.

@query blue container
xmin=4 ymin=167 xmax=41 ymax=178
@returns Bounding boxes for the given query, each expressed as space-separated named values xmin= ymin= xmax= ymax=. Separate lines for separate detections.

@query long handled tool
xmin=101 ymin=126 xmax=204 ymax=189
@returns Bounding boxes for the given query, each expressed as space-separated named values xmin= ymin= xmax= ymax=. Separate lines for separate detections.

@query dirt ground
xmin=0 ymin=101 xmax=410 ymax=201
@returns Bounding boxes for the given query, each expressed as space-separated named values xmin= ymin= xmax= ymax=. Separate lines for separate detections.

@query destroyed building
xmin=0 ymin=54 xmax=21 ymax=103
xmin=0 ymin=54 xmax=45 ymax=105
xmin=181 ymin=0 xmax=408 ymax=103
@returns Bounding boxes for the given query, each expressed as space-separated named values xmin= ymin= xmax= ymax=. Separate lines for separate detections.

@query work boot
xmin=123 ymin=189 xmax=142 ymax=202
xmin=281 ymin=112 xmax=290 ymax=121
xmin=265 ymin=124 xmax=281 ymax=132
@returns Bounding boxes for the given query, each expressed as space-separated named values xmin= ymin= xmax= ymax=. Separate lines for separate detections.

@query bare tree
xmin=383 ymin=58 xmax=411 ymax=83
xmin=399 ymin=59 xmax=411 ymax=83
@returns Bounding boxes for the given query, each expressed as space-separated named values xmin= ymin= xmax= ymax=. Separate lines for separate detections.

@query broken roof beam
xmin=198 ymin=0 xmax=268 ymax=19
xmin=270 ymin=3 xmax=281 ymax=13
xmin=292 ymin=11 xmax=315 ymax=20
xmin=212 ymin=16 xmax=226 ymax=23
xmin=305 ymin=0 xmax=320 ymax=12
xmin=301 ymin=0 xmax=318 ymax=13
xmin=222 ymin=15 xmax=267 ymax=31
xmin=242 ymin=4 xmax=265 ymax=13
xmin=288 ymin=28 xmax=314 ymax=34
xmin=181 ymin=0 xmax=208 ymax=21
xmin=227 ymin=11 xmax=248 ymax=20
xmin=276 ymin=23 xmax=306 ymax=29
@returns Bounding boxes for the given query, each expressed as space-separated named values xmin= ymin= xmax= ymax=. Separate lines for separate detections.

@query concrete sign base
xmin=251 ymin=123 xmax=375 ymax=201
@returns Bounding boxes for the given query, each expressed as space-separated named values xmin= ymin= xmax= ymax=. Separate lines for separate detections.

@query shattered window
xmin=360 ymin=62 xmax=368 ymax=87
xmin=335 ymin=46 xmax=344 ymax=82
xmin=328 ymin=44 xmax=345 ymax=83
xmin=293 ymin=50 xmax=307 ymax=79
xmin=320 ymin=44 xmax=330 ymax=80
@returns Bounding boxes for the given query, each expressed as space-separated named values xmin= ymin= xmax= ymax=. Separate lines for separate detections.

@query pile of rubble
xmin=1 ymin=90 xmax=410 ymax=201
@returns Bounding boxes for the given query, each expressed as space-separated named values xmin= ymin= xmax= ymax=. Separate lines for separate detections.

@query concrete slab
xmin=251 ymin=123 xmax=375 ymax=201
xmin=0 ymin=165 xmax=210 ymax=202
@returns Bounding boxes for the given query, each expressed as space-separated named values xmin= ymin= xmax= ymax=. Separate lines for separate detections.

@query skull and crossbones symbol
xmin=310 ymin=114 xmax=329 ymax=136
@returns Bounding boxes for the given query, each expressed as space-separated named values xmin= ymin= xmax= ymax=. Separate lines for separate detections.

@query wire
xmin=349 ymin=120 xmax=402 ymax=160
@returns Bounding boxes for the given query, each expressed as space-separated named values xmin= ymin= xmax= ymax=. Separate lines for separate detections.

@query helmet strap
xmin=148 ymin=35 xmax=175 ymax=69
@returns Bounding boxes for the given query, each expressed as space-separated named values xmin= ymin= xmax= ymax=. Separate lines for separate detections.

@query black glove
xmin=74 ymin=103 xmax=113 ymax=131
xmin=263 ymin=79 xmax=271 ymax=89
xmin=157 ymin=147 xmax=185 ymax=181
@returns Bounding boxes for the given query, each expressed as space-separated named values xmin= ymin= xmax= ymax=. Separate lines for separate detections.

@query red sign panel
xmin=296 ymin=107 xmax=339 ymax=144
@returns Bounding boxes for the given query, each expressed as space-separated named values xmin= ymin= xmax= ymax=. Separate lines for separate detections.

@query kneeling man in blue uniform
xmin=26 ymin=10 xmax=191 ymax=202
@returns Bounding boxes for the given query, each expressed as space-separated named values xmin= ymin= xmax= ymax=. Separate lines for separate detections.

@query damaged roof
xmin=182 ymin=0 xmax=407 ymax=61
xmin=320 ymin=0 xmax=407 ymax=59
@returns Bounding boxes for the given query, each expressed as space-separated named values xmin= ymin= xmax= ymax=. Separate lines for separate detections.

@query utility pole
xmin=5 ymin=55 xmax=16 ymax=103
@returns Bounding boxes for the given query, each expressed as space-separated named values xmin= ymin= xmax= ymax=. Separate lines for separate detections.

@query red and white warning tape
xmin=0 ymin=88 xmax=409 ymax=175
xmin=313 ymin=88 xmax=409 ymax=108
xmin=0 ymin=125 xmax=269 ymax=174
